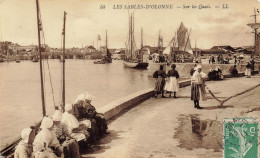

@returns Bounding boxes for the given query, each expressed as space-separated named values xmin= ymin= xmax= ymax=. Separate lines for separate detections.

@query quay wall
xmin=98 ymin=79 xmax=192 ymax=121
xmin=97 ymin=70 xmax=258 ymax=121
xmin=148 ymin=63 xmax=260 ymax=78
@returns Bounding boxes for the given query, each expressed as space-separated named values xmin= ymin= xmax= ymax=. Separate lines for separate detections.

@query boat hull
xmin=94 ymin=58 xmax=112 ymax=64
xmin=123 ymin=61 xmax=149 ymax=69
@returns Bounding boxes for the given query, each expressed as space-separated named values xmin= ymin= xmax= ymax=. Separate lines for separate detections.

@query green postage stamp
xmin=223 ymin=118 xmax=258 ymax=158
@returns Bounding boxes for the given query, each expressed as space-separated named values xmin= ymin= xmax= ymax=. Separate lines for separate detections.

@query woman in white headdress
xmin=73 ymin=93 xmax=86 ymax=120
xmin=61 ymin=103 xmax=90 ymax=142
xmin=33 ymin=117 xmax=62 ymax=158
xmin=52 ymin=110 xmax=80 ymax=158
xmin=83 ymin=92 xmax=108 ymax=138
xmin=191 ymin=65 xmax=207 ymax=109
xmin=14 ymin=127 xmax=35 ymax=158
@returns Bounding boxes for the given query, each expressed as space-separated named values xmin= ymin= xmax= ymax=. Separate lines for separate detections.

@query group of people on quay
xmin=153 ymin=63 xmax=211 ymax=110
xmin=208 ymin=54 xmax=230 ymax=64
xmin=153 ymin=64 xmax=180 ymax=98
xmin=151 ymin=53 xmax=192 ymax=63
xmin=14 ymin=92 xmax=108 ymax=158
xmin=208 ymin=66 xmax=224 ymax=81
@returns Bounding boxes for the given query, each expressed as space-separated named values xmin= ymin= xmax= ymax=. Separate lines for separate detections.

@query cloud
xmin=199 ymin=12 xmax=248 ymax=24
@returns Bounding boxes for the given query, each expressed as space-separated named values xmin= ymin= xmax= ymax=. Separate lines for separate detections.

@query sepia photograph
xmin=0 ymin=0 xmax=259 ymax=157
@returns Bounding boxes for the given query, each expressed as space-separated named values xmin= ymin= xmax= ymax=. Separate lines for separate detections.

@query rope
xmin=46 ymin=58 xmax=56 ymax=108
xmin=38 ymin=4 xmax=57 ymax=109
xmin=206 ymin=84 xmax=260 ymax=106
xmin=220 ymin=83 xmax=260 ymax=106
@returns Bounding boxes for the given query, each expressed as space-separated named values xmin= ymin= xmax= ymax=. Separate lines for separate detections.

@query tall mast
xmin=62 ymin=11 xmax=67 ymax=112
xmin=254 ymin=8 xmax=257 ymax=58
xmin=36 ymin=0 xmax=46 ymax=117
xmin=130 ymin=14 xmax=133 ymax=59
xmin=248 ymin=8 xmax=260 ymax=58
xmin=106 ymin=30 xmax=107 ymax=48
xmin=106 ymin=30 xmax=108 ymax=56
xmin=141 ymin=27 xmax=143 ymax=49
xmin=141 ymin=27 xmax=143 ymax=61
xmin=127 ymin=13 xmax=132 ymax=60
xmin=158 ymin=30 xmax=160 ymax=53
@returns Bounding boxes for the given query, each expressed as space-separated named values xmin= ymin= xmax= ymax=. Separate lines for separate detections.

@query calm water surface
xmin=0 ymin=60 xmax=154 ymax=148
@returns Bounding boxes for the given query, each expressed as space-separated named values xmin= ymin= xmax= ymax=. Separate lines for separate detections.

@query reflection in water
xmin=174 ymin=114 xmax=223 ymax=152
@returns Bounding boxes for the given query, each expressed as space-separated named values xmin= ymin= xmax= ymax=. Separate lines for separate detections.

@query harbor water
xmin=0 ymin=60 xmax=154 ymax=148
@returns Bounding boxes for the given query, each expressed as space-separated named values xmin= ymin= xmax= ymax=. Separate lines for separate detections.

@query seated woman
xmin=83 ymin=92 xmax=109 ymax=138
xmin=73 ymin=94 xmax=87 ymax=120
xmin=14 ymin=127 xmax=35 ymax=158
xmin=73 ymin=94 xmax=98 ymax=143
xmin=214 ymin=67 xmax=224 ymax=80
xmin=52 ymin=109 xmax=80 ymax=158
xmin=33 ymin=117 xmax=62 ymax=158
xmin=208 ymin=69 xmax=215 ymax=81
xmin=61 ymin=103 xmax=90 ymax=143
xmin=229 ymin=65 xmax=238 ymax=77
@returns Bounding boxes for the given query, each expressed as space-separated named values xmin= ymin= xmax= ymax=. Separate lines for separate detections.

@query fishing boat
xmin=32 ymin=56 xmax=39 ymax=62
xmin=247 ymin=8 xmax=260 ymax=62
xmin=94 ymin=30 xmax=112 ymax=64
xmin=162 ymin=22 xmax=194 ymax=63
xmin=123 ymin=13 xmax=148 ymax=69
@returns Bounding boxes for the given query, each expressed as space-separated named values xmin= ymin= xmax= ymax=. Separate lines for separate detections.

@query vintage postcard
xmin=0 ymin=0 xmax=260 ymax=158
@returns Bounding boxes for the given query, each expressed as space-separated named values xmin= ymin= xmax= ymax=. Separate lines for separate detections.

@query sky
xmin=0 ymin=0 xmax=260 ymax=49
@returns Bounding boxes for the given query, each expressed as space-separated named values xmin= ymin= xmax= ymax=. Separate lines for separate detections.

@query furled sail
xmin=126 ymin=13 xmax=137 ymax=60
xmin=247 ymin=23 xmax=260 ymax=30
xmin=177 ymin=22 xmax=193 ymax=54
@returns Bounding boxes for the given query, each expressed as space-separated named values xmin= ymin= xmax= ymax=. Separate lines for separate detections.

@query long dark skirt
xmin=63 ymin=139 xmax=80 ymax=158
xmin=154 ymin=77 xmax=165 ymax=92
xmin=191 ymin=83 xmax=207 ymax=101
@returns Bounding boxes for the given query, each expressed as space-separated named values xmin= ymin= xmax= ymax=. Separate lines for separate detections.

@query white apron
xmin=164 ymin=77 xmax=179 ymax=92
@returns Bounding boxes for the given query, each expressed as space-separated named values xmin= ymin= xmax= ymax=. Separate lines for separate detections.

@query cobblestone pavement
xmin=82 ymin=75 xmax=260 ymax=158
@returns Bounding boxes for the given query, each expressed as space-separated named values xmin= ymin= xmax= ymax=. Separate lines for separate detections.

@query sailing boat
xmin=32 ymin=55 xmax=39 ymax=62
xmin=123 ymin=13 xmax=149 ymax=69
xmin=163 ymin=22 xmax=194 ymax=63
xmin=0 ymin=0 xmax=46 ymax=156
xmin=247 ymin=8 xmax=260 ymax=60
xmin=94 ymin=30 xmax=112 ymax=64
